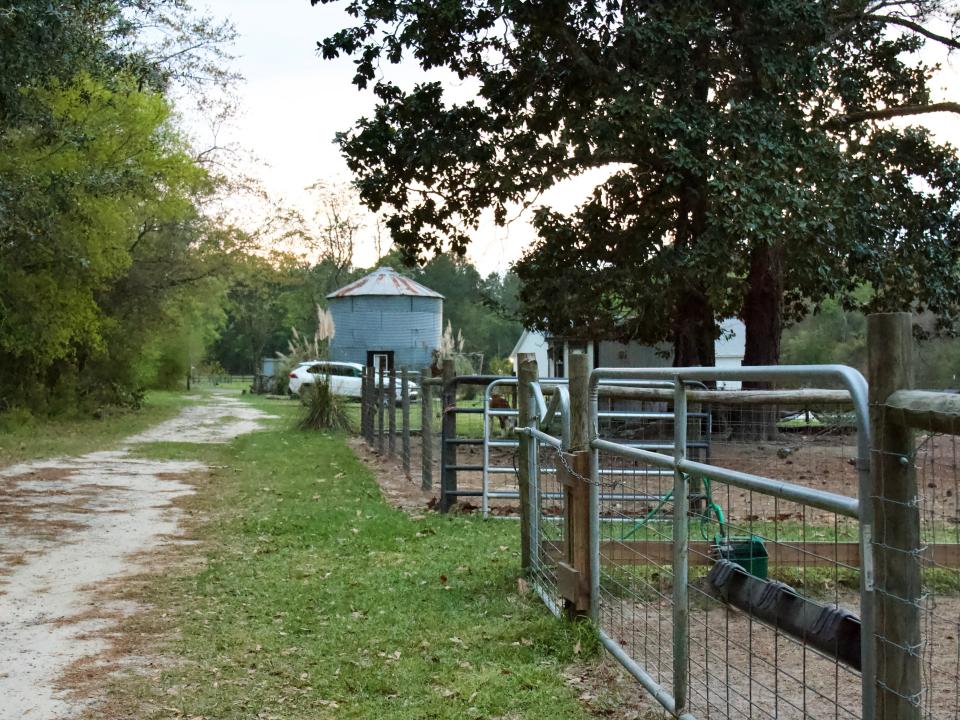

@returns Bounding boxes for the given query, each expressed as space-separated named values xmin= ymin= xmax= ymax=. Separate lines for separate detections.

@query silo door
xmin=367 ymin=351 xmax=394 ymax=371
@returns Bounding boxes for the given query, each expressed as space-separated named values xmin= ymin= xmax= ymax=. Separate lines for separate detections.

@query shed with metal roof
xmin=326 ymin=266 xmax=444 ymax=370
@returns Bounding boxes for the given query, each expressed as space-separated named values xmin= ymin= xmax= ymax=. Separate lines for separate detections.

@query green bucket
xmin=714 ymin=536 xmax=768 ymax=579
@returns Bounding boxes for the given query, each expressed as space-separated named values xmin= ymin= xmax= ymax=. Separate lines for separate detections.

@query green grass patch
xmin=106 ymin=407 xmax=596 ymax=719
xmin=0 ymin=390 xmax=192 ymax=466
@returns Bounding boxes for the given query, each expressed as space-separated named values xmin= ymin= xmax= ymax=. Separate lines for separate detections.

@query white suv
xmin=287 ymin=361 xmax=417 ymax=402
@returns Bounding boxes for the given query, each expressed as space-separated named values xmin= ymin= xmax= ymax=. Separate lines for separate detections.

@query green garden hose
xmin=621 ymin=473 xmax=727 ymax=544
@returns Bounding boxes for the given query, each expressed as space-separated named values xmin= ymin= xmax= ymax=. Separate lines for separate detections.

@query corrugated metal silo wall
xmin=329 ymin=295 xmax=442 ymax=369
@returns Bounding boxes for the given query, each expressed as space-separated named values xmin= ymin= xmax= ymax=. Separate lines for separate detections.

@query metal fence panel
xmin=882 ymin=428 xmax=960 ymax=719
xmin=525 ymin=365 xmax=878 ymax=719
xmin=530 ymin=439 xmax=565 ymax=617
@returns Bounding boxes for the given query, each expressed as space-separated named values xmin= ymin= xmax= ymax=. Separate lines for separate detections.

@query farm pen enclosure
xmin=353 ymin=313 xmax=959 ymax=719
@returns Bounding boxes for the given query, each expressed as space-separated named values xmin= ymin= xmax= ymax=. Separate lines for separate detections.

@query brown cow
xmin=489 ymin=393 xmax=516 ymax=435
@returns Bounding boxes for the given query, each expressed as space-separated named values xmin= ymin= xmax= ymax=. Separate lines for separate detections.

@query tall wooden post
xmin=377 ymin=360 xmax=386 ymax=454
xmin=517 ymin=353 xmax=538 ymax=572
xmin=868 ymin=312 xmax=921 ymax=720
xmin=439 ymin=358 xmax=457 ymax=512
xmin=362 ymin=367 xmax=373 ymax=444
xmin=401 ymin=368 xmax=411 ymax=479
xmin=557 ymin=352 xmax=593 ymax=618
xmin=569 ymin=353 xmax=590 ymax=451
xmin=388 ymin=367 xmax=397 ymax=456
xmin=359 ymin=367 xmax=366 ymax=440
xmin=420 ymin=367 xmax=433 ymax=491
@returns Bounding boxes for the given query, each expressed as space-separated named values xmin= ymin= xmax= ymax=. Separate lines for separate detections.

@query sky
xmin=185 ymin=1 xmax=960 ymax=275
xmin=186 ymin=0 xmax=559 ymax=274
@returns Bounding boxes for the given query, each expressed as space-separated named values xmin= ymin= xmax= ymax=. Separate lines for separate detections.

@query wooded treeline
xmin=0 ymin=1 xmax=522 ymax=416
xmin=0 ymin=1 xmax=244 ymax=413
xmin=212 ymin=251 xmax=523 ymax=376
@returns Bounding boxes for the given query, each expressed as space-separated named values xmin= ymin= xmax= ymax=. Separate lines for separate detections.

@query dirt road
xmin=0 ymin=393 xmax=275 ymax=719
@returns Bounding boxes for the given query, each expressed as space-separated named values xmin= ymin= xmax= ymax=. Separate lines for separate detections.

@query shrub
xmin=0 ymin=407 xmax=34 ymax=433
xmin=298 ymin=377 xmax=350 ymax=431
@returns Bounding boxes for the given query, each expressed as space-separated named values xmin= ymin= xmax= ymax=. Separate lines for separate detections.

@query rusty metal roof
xmin=326 ymin=266 xmax=444 ymax=299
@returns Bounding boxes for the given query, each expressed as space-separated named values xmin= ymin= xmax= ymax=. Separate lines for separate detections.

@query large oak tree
xmin=316 ymin=0 xmax=960 ymax=368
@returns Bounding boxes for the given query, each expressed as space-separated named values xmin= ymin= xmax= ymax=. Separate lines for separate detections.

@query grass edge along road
xmin=95 ymin=396 xmax=601 ymax=719
xmin=0 ymin=391 xmax=193 ymax=466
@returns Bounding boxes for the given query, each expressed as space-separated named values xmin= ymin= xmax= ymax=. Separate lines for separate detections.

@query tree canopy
xmin=0 ymin=1 xmax=238 ymax=411
xmin=315 ymin=0 xmax=960 ymax=367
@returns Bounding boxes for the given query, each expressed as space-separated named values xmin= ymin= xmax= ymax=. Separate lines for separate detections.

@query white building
xmin=509 ymin=318 xmax=747 ymax=389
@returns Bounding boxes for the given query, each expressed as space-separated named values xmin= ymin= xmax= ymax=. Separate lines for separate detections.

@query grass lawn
xmin=0 ymin=390 xmax=192 ymax=466
xmin=102 ymin=397 xmax=597 ymax=719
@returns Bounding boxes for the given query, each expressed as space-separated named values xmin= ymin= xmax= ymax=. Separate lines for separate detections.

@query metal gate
xmin=483 ymin=378 xmax=713 ymax=519
xmin=525 ymin=364 xmax=875 ymax=720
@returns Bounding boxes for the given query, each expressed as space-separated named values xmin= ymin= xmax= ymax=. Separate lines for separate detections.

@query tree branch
xmin=861 ymin=12 xmax=960 ymax=51
xmin=829 ymin=101 xmax=960 ymax=126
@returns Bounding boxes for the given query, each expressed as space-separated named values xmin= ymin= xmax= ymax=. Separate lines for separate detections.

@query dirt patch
xmin=0 ymin=392 xmax=276 ymax=719
xmin=352 ymin=433 xmax=527 ymax=515
xmin=348 ymin=437 xmax=437 ymax=513
xmin=564 ymin=658 xmax=669 ymax=719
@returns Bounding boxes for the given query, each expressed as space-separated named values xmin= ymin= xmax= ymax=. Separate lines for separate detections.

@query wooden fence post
xmin=362 ymin=367 xmax=373 ymax=445
xmin=558 ymin=450 xmax=592 ymax=617
xmin=420 ymin=367 xmax=433 ymax=491
xmin=401 ymin=368 xmax=411 ymax=479
xmin=569 ymin=352 xmax=590 ymax=452
xmin=558 ymin=352 xmax=594 ymax=618
xmin=868 ymin=312 xmax=921 ymax=720
xmin=377 ymin=360 xmax=386 ymax=454
xmin=517 ymin=353 xmax=538 ymax=573
xmin=388 ymin=366 xmax=397 ymax=456
xmin=359 ymin=367 xmax=367 ymax=440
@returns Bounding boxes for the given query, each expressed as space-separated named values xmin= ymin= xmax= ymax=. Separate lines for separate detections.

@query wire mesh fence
xmin=518 ymin=361 xmax=888 ymax=720
xmin=530 ymin=440 xmax=565 ymax=616
xmin=596 ymin=448 xmax=678 ymax=700
xmin=873 ymin=425 xmax=960 ymax=719
xmin=915 ymin=431 xmax=960 ymax=719
xmin=594 ymin=400 xmax=865 ymax=719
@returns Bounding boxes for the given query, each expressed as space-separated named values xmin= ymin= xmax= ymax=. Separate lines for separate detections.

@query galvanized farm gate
xmin=481 ymin=376 xmax=713 ymax=519
xmin=521 ymin=351 xmax=879 ymax=719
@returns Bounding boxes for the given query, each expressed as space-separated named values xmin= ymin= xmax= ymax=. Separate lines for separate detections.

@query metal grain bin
xmin=326 ymin=266 xmax=444 ymax=370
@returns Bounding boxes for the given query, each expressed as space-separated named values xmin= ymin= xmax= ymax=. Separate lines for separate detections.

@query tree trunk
xmin=740 ymin=242 xmax=785 ymax=440
xmin=671 ymin=39 xmax=715 ymax=370
xmin=671 ymin=171 xmax=715 ymax=369
xmin=673 ymin=286 xmax=716 ymax=368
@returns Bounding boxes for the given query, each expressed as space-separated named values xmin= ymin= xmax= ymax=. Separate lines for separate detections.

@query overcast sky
xmin=187 ymin=1 xmax=960 ymax=275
